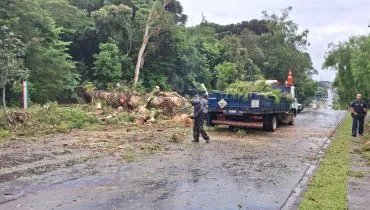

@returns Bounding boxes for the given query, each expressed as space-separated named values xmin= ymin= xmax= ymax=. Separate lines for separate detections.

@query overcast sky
xmin=178 ymin=0 xmax=370 ymax=81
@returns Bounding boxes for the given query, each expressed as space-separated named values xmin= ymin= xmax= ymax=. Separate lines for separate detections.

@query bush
xmin=16 ymin=102 xmax=101 ymax=135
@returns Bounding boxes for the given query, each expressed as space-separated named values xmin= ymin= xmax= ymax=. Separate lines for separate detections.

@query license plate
xmin=229 ymin=110 xmax=237 ymax=113
xmin=251 ymin=100 xmax=260 ymax=108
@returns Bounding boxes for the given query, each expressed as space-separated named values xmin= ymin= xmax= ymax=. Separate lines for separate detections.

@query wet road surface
xmin=0 ymin=110 xmax=345 ymax=210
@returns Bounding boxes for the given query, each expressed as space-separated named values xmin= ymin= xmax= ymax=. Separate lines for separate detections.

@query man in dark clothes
xmin=192 ymin=94 xmax=210 ymax=143
xmin=350 ymin=94 xmax=368 ymax=137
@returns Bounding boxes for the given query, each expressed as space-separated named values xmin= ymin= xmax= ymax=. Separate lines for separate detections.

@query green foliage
xmin=83 ymin=82 xmax=97 ymax=92
xmin=39 ymin=0 xmax=93 ymax=37
xmin=0 ymin=0 xmax=79 ymax=104
xmin=93 ymin=43 xmax=122 ymax=89
xmin=12 ymin=103 xmax=100 ymax=136
xmin=300 ymin=115 xmax=352 ymax=210
xmin=324 ymin=35 xmax=370 ymax=106
xmin=0 ymin=25 xmax=28 ymax=110
xmin=105 ymin=113 xmax=135 ymax=125
xmin=295 ymin=75 xmax=318 ymax=103
xmin=225 ymin=81 xmax=258 ymax=94
xmin=92 ymin=4 xmax=133 ymax=52
xmin=26 ymin=37 xmax=79 ymax=103
xmin=0 ymin=128 xmax=12 ymax=143
xmin=69 ymin=0 xmax=104 ymax=12
xmin=225 ymin=80 xmax=293 ymax=103
xmin=215 ymin=61 xmax=237 ymax=90
xmin=1 ymin=1 xmax=316 ymax=105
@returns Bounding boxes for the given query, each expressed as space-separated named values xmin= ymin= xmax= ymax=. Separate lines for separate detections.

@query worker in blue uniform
xmin=350 ymin=94 xmax=368 ymax=137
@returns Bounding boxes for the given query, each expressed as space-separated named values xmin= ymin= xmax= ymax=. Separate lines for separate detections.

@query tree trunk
xmin=132 ymin=0 xmax=170 ymax=88
xmin=2 ymin=85 xmax=7 ymax=114
xmin=132 ymin=24 xmax=150 ymax=88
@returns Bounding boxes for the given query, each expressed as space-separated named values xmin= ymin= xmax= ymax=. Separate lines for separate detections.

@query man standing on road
xmin=350 ymin=94 xmax=368 ymax=137
xmin=192 ymin=94 xmax=210 ymax=143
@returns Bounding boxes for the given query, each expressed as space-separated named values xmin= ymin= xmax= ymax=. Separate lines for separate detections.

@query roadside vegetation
xmin=0 ymin=103 xmax=137 ymax=139
xmin=1 ymin=1 xmax=317 ymax=118
xmin=324 ymin=34 xmax=370 ymax=107
xmin=362 ymin=120 xmax=370 ymax=165
xmin=0 ymin=0 xmax=320 ymax=144
xmin=300 ymin=114 xmax=352 ymax=209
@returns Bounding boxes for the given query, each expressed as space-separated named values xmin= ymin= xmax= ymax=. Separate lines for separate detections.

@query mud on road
xmin=0 ymin=110 xmax=345 ymax=210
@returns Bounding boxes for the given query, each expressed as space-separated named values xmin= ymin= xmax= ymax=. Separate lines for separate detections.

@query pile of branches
xmin=225 ymin=80 xmax=295 ymax=103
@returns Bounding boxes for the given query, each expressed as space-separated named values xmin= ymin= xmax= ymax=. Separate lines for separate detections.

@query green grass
xmin=0 ymin=128 xmax=13 ymax=143
xmin=121 ymin=149 xmax=135 ymax=162
xmin=0 ymin=103 xmax=139 ymax=137
xmin=15 ymin=103 xmax=101 ymax=136
xmin=105 ymin=113 xmax=135 ymax=125
xmin=300 ymin=114 xmax=352 ymax=210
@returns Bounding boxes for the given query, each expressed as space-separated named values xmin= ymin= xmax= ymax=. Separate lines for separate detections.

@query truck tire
xmin=263 ymin=115 xmax=269 ymax=131
xmin=288 ymin=115 xmax=295 ymax=125
xmin=263 ymin=115 xmax=277 ymax=132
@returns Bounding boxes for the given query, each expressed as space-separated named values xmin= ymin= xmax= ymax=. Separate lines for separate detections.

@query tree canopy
xmin=0 ymin=0 xmax=318 ymax=106
xmin=323 ymin=35 xmax=370 ymax=107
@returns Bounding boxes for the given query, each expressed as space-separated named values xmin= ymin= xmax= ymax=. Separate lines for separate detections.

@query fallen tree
xmin=77 ymin=86 xmax=191 ymax=125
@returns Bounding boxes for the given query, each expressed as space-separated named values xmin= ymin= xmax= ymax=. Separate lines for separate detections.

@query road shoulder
xmin=348 ymin=117 xmax=370 ymax=210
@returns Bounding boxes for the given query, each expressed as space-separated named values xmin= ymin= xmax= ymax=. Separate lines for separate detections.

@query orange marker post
xmin=286 ymin=68 xmax=293 ymax=87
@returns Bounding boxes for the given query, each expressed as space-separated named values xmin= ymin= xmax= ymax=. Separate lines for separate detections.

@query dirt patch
xmin=0 ymin=121 xmax=190 ymax=186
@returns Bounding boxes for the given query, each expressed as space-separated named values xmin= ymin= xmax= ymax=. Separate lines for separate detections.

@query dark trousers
xmin=193 ymin=114 xmax=209 ymax=141
xmin=352 ymin=115 xmax=365 ymax=135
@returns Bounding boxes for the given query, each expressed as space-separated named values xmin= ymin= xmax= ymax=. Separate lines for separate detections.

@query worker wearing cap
xmin=350 ymin=94 xmax=368 ymax=137
xmin=192 ymin=94 xmax=210 ymax=143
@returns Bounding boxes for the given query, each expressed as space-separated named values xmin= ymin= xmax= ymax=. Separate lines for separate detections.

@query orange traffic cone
xmin=286 ymin=68 xmax=293 ymax=86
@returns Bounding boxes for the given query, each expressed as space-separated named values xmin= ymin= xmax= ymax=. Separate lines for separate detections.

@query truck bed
xmin=208 ymin=92 xmax=291 ymax=115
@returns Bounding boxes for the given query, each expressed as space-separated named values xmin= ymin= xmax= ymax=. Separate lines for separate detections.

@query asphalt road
xmin=0 ymin=109 xmax=345 ymax=210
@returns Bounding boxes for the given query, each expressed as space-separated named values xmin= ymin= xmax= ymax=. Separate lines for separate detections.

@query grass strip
xmin=300 ymin=114 xmax=351 ymax=210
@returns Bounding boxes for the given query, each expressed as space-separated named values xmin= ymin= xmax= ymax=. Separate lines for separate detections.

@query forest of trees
xmin=323 ymin=35 xmax=370 ymax=107
xmin=0 ymin=0 xmax=318 ymax=107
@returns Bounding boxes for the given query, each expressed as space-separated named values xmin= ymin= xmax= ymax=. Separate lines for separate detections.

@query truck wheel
xmin=289 ymin=115 xmax=295 ymax=125
xmin=270 ymin=115 xmax=277 ymax=132
xmin=263 ymin=116 xmax=269 ymax=131
xmin=263 ymin=115 xmax=277 ymax=132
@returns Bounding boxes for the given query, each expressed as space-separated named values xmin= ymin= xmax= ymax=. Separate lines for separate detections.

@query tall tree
xmin=93 ymin=43 xmax=122 ymax=89
xmin=0 ymin=26 xmax=28 ymax=112
xmin=1 ymin=0 xmax=79 ymax=103
xmin=324 ymin=35 xmax=370 ymax=106
xmin=132 ymin=0 xmax=172 ymax=87
xmin=92 ymin=4 xmax=133 ymax=54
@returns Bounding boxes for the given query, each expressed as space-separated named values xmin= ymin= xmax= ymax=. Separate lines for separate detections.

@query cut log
xmin=128 ymin=95 xmax=146 ymax=109
xmin=137 ymin=105 xmax=150 ymax=116
xmin=173 ymin=114 xmax=192 ymax=127
xmin=149 ymin=97 xmax=164 ymax=107
xmin=77 ymin=86 xmax=189 ymax=116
